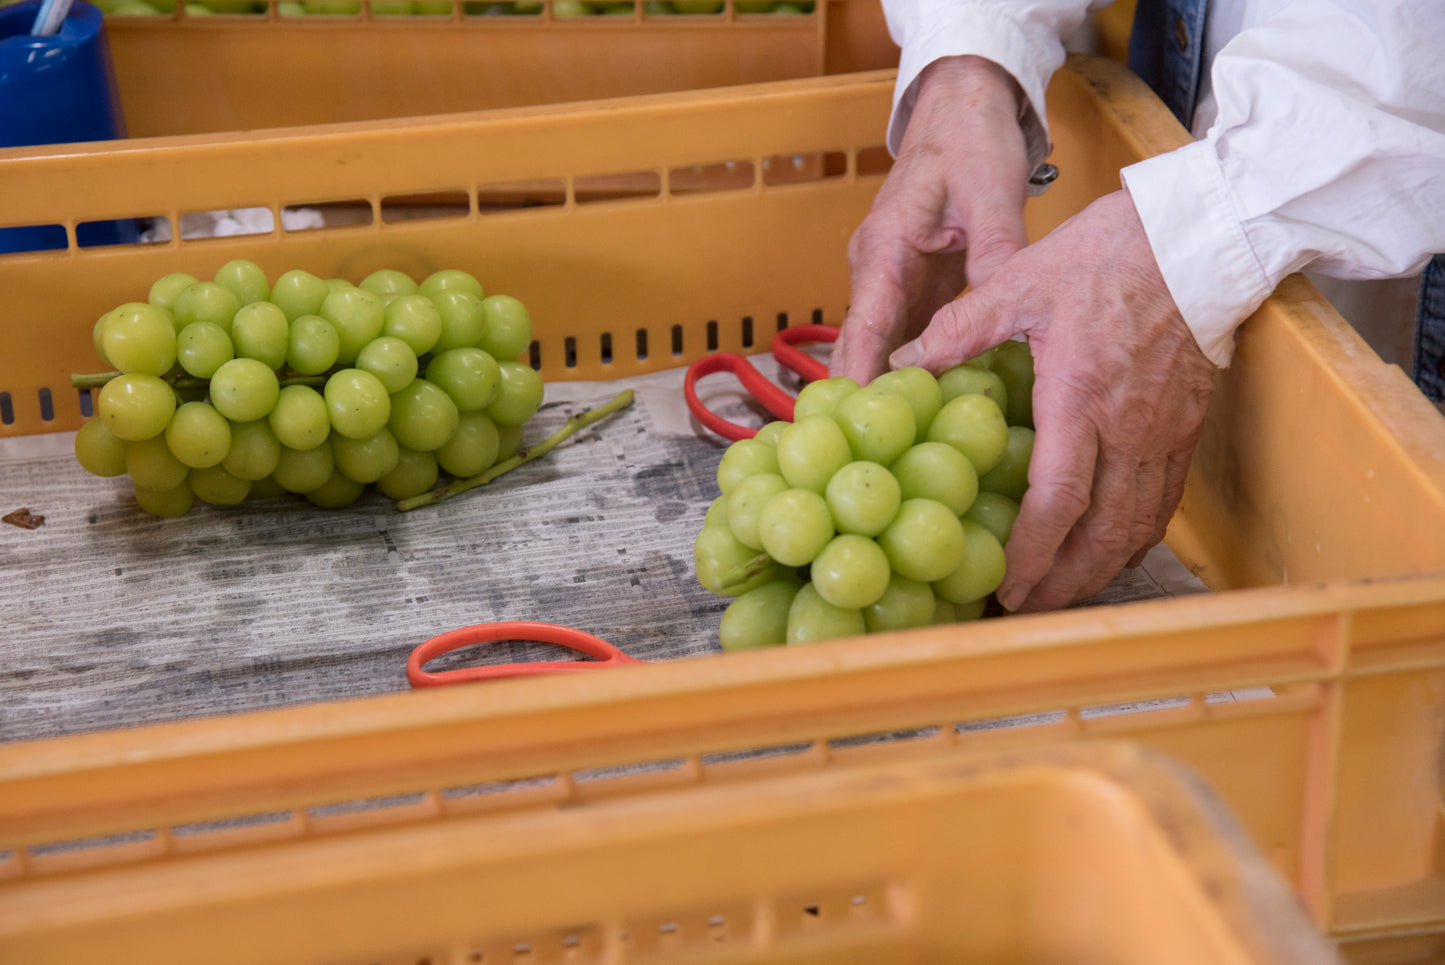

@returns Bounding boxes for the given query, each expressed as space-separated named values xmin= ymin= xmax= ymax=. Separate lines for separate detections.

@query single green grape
xmin=756 ymin=487 xmax=834 ymax=566
xmin=164 ymin=401 xmax=231 ymax=469
xmin=272 ymin=439 xmax=335 ymax=493
xmin=989 ymin=338 xmax=1036 ymax=429
xmin=694 ymin=524 xmax=776 ymax=597
xmin=715 ymin=437 xmax=781 ymax=495
xmin=823 ymin=460 xmax=901 ymax=536
xmin=98 ymin=373 xmax=177 ymax=441
xmin=101 ymin=302 xmax=177 ymax=376
xmin=270 ymin=269 xmax=331 ymax=322
xmin=932 ymin=593 xmax=987 ymax=625
xmin=775 ymin=414 xmax=850 ymax=492
xmin=809 ymin=533 xmax=892 ymax=610
xmin=231 ymin=301 xmax=290 ymax=370
xmin=222 ymin=418 xmax=282 ymax=481
xmin=377 ymin=447 xmax=440 ymax=500
xmin=209 ymin=358 xmax=280 ymax=423
xmin=332 ymin=427 xmax=401 ymax=483
xmin=172 ymin=281 xmax=242 ymax=335
xmin=496 ymin=422 xmax=524 ymax=461
xmin=719 ymin=576 xmax=803 ymax=652
xmin=305 ymin=471 xmax=366 ymax=509
xmin=176 ymin=321 xmax=235 ymax=379
xmin=148 ymin=272 xmax=199 ymax=315
xmin=418 ymin=268 xmax=484 ymax=300
xmin=833 ymin=385 xmax=916 ymax=466
xmin=876 ymin=497 xmax=967 ymax=583
xmin=434 ymin=410 xmax=500 ymax=478
xmin=785 ymin=582 xmax=865 ymax=644
xmin=478 ymin=294 xmax=533 ymax=361
xmin=320 ymin=287 xmax=386 ymax=366
xmin=381 ymin=294 xmax=445 ymax=356
xmin=324 ymin=368 xmax=391 ymax=439
xmin=753 ymin=420 xmax=787 ymax=447
xmin=725 ymin=472 xmax=789 ymax=551
xmin=287 ymin=315 xmax=341 ymax=375
xmin=214 ymin=259 xmax=271 ymax=306
xmin=189 ymin=464 xmax=252 ymax=505
xmin=269 ymin=384 xmax=330 ymax=451
xmin=356 ymin=336 xmax=420 ymax=394
xmin=425 ymin=346 xmax=500 ymax=411
xmin=248 ymin=476 xmax=288 ymax=500
xmin=359 ymin=269 xmax=419 ymax=300
xmin=791 ymin=376 xmax=859 ymax=421
xmin=92 ymin=311 xmax=113 ymax=366
xmin=430 ymin=289 xmax=487 ymax=352
xmin=126 ymin=434 xmax=190 ymax=491
xmin=863 ymin=572 xmax=937 ymax=633
xmin=483 ymin=361 xmax=544 ymax=427
xmin=133 ymin=480 xmax=194 ymax=518
xmin=388 ymin=378 xmax=460 ymax=452
xmin=890 ymin=441 xmax=979 ymax=516
xmin=74 ymin=417 xmax=130 ymax=477
xmin=937 ymin=362 xmax=1008 ymax=413
xmin=963 ymin=491 xmax=1021 ymax=546
xmin=870 ymin=367 xmax=943 ymax=438
xmin=703 ymin=493 xmax=730 ymax=529
xmin=925 ymin=393 xmax=1009 ymax=477
xmin=977 ymin=425 xmax=1034 ymax=501
xmin=932 ymin=519 xmax=1007 ymax=605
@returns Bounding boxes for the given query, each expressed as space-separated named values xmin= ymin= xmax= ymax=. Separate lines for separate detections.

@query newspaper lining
xmin=0 ymin=352 xmax=1220 ymax=745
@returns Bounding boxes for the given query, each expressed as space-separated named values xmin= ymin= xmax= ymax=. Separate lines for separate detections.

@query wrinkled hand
xmin=889 ymin=190 xmax=1218 ymax=612
xmin=832 ymin=55 xmax=1032 ymax=385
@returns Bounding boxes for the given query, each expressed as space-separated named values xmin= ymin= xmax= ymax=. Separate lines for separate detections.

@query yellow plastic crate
xmin=96 ymin=0 xmax=897 ymax=136
xmin=0 ymin=742 xmax=1344 ymax=965
xmin=1 ymin=58 xmax=1443 ymax=963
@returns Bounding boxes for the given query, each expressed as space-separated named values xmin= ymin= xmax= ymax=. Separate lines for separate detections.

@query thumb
xmin=888 ymin=287 xmax=1017 ymax=373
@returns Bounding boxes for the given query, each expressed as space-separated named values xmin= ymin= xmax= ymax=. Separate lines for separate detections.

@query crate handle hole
xmin=635 ymin=328 xmax=648 ymax=361
xmin=37 ymin=388 xmax=53 ymax=422
xmin=1 ymin=392 xmax=14 ymax=426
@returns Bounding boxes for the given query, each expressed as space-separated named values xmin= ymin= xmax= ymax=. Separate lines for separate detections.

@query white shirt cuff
xmin=1120 ymin=140 xmax=1274 ymax=368
xmin=886 ymin=7 xmax=1061 ymax=171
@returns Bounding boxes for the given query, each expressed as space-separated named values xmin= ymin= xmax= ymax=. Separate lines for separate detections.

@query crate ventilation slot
xmin=2 ymin=146 xmax=886 ymax=257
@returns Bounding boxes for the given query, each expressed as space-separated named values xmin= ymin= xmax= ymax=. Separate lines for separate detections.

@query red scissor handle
xmin=407 ymin=621 xmax=643 ymax=688
xmin=771 ymin=324 xmax=835 ymax=382
xmin=683 ymin=325 xmax=838 ymax=442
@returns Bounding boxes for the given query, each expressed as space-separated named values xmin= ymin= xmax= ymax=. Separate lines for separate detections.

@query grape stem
xmin=395 ymin=389 xmax=635 ymax=512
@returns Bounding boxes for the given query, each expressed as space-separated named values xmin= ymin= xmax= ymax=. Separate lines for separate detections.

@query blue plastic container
xmin=1 ymin=0 xmax=137 ymax=253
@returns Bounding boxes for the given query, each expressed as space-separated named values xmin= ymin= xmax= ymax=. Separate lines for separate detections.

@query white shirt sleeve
xmin=880 ymin=0 xmax=1105 ymax=168
xmin=1120 ymin=1 xmax=1445 ymax=367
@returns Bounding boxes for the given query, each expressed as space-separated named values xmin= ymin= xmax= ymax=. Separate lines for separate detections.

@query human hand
xmin=832 ymin=55 xmax=1033 ymax=385
xmin=889 ymin=190 xmax=1218 ymax=612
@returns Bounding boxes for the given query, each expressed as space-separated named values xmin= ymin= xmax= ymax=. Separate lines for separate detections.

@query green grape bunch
xmin=73 ymin=261 xmax=545 ymax=517
xmin=694 ymin=339 xmax=1036 ymax=650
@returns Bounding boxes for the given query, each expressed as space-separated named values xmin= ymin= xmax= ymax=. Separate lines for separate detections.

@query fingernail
xmin=889 ymin=341 xmax=922 ymax=369
xmin=997 ymin=582 xmax=1029 ymax=612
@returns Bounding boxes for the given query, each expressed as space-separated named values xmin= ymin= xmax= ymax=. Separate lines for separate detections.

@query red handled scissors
xmin=407 ymin=621 xmax=644 ymax=687
xmin=683 ymin=324 xmax=837 ymax=441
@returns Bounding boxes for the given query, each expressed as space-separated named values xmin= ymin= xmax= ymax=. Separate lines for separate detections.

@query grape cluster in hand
xmin=695 ymin=340 xmax=1035 ymax=650
xmin=74 ymin=261 xmax=541 ymax=517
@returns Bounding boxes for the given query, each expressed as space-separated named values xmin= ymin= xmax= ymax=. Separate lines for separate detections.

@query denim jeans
xmin=1415 ymin=255 xmax=1445 ymax=402
xmin=1128 ymin=0 xmax=1444 ymax=397
xmin=1127 ymin=0 xmax=1209 ymax=131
